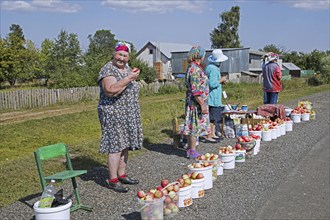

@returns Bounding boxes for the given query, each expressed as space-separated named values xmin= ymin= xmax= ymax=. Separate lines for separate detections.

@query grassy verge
xmin=0 ymin=79 xmax=329 ymax=207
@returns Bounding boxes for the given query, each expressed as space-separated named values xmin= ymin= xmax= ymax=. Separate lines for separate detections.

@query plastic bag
xmin=51 ymin=189 xmax=73 ymax=208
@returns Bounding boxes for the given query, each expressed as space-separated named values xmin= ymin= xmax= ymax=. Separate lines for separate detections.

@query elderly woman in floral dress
xmin=97 ymin=42 xmax=143 ymax=193
xmin=182 ymin=46 xmax=211 ymax=159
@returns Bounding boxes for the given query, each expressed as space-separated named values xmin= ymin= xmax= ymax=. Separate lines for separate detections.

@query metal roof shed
xmin=282 ymin=62 xmax=301 ymax=77
xmin=171 ymin=48 xmax=250 ymax=75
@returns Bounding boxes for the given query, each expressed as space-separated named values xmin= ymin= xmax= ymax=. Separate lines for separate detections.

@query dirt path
xmin=0 ymin=104 xmax=96 ymax=124
xmin=0 ymin=95 xmax=184 ymax=124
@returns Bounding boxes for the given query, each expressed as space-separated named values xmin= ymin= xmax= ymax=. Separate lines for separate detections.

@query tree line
xmin=0 ymin=25 xmax=156 ymax=88
xmin=1 ymin=6 xmax=329 ymax=89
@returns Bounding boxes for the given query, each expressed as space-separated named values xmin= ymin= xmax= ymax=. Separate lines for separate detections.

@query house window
xmin=149 ymin=49 xmax=153 ymax=54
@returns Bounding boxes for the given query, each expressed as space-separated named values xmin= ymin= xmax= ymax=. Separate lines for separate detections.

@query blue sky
xmin=1 ymin=0 xmax=329 ymax=53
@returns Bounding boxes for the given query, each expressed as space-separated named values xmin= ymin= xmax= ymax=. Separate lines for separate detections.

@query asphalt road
xmin=256 ymin=132 xmax=329 ymax=219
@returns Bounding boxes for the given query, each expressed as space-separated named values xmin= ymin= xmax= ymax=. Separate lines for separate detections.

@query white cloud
xmin=100 ymin=0 xmax=206 ymax=14
xmin=1 ymin=0 xmax=81 ymax=13
xmin=261 ymin=0 xmax=330 ymax=10
xmin=291 ymin=0 xmax=330 ymax=10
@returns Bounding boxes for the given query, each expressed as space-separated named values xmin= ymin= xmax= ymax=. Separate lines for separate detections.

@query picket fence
xmin=0 ymin=81 xmax=182 ymax=111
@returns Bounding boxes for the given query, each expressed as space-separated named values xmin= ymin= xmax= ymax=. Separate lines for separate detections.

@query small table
xmin=221 ymin=110 xmax=257 ymax=136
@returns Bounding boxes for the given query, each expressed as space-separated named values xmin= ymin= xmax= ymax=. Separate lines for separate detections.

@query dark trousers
xmin=264 ymin=92 xmax=279 ymax=104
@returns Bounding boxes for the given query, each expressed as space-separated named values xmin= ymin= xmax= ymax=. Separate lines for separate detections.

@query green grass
xmin=0 ymin=78 xmax=329 ymax=207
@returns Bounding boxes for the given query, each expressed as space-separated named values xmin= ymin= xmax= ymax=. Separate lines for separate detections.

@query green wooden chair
xmin=34 ymin=143 xmax=92 ymax=212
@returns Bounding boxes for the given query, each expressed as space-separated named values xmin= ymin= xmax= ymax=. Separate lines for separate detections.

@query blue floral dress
xmin=97 ymin=61 xmax=143 ymax=153
xmin=182 ymin=61 xmax=211 ymax=137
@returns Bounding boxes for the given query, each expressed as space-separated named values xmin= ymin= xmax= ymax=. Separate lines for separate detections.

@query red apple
xmin=196 ymin=173 xmax=204 ymax=179
xmin=132 ymin=67 xmax=139 ymax=72
xmin=161 ymin=179 xmax=169 ymax=188
xmin=137 ymin=190 xmax=146 ymax=199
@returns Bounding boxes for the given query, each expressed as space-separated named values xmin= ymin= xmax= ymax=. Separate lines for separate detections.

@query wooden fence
xmin=0 ymin=81 xmax=183 ymax=111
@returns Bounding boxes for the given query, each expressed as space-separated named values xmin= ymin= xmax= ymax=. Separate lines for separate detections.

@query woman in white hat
xmin=204 ymin=49 xmax=228 ymax=142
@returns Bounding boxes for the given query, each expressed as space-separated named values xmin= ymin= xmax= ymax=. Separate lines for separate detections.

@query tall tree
xmin=51 ymin=30 xmax=84 ymax=88
xmin=39 ymin=38 xmax=56 ymax=86
xmin=210 ymin=6 xmax=241 ymax=48
xmin=83 ymin=29 xmax=116 ymax=85
xmin=0 ymin=24 xmax=27 ymax=86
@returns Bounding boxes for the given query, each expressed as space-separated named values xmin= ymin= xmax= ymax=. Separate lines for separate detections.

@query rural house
xmin=136 ymin=41 xmax=192 ymax=81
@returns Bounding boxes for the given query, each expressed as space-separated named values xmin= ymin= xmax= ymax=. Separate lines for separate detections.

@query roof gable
xmin=137 ymin=41 xmax=193 ymax=59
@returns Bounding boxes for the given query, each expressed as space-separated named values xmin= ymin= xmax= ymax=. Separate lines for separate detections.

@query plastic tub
xmin=198 ymin=159 xmax=218 ymax=182
xmin=178 ymin=185 xmax=192 ymax=208
xmin=285 ymin=108 xmax=292 ymax=117
xmin=275 ymin=126 xmax=281 ymax=138
xmin=301 ymin=113 xmax=310 ymax=121
xmin=249 ymin=130 xmax=262 ymax=138
xmin=219 ymin=153 xmax=236 ymax=169
xmin=253 ymin=139 xmax=261 ymax=155
xmin=235 ymin=149 xmax=246 ymax=163
xmin=262 ymin=130 xmax=272 ymax=141
xmin=188 ymin=165 xmax=213 ymax=190
xmin=217 ymin=161 xmax=224 ymax=175
xmin=280 ymin=123 xmax=286 ymax=136
xmin=285 ymin=121 xmax=293 ymax=132
xmin=191 ymin=178 xmax=205 ymax=199
xmin=271 ymin=129 xmax=277 ymax=140
xmin=34 ymin=200 xmax=72 ymax=220
xmin=139 ymin=197 xmax=165 ymax=220
xmin=291 ymin=113 xmax=301 ymax=123
xmin=241 ymin=105 xmax=248 ymax=111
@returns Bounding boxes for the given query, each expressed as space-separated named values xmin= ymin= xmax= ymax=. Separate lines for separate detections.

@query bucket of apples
xmin=188 ymin=162 xmax=213 ymax=190
xmin=196 ymin=153 xmax=219 ymax=182
xmin=237 ymin=135 xmax=256 ymax=158
xmin=219 ymin=145 xmax=236 ymax=169
xmin=234 ymin=143 xmax=246 ymax=163
xmin=159 ymin=180 xmax=180 ymax=217
xmin=176 ymin=174 xmax=193 ymax=208
xmin=249 ymin=133 xmax=261 ymax=155
xmin=137 ymin=187 xmax=166 ymax=220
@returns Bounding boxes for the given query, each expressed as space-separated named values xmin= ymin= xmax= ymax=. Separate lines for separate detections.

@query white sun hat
xmin=208 ymin=49 xmax=228 ymax=63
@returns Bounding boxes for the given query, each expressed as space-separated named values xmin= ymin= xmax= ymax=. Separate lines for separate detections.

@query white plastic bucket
xmin=219 ymin=154 xmax=236 ymax=169
xmin=275 ymin=126 xmax=281 ymax=138
xmin=178 ymin=185 xmax=192 ymax=208
xmin=34 ymin=200 xmax=72 ymax=220
xmin=280 ymin=123 xmax=286 ymax=136
xmin=235 ymin=150 xmax=246 ymax=163
xmin=139 ymin=197 xmax=165 ymax=220
xmin=191 ymin=178 xmax=205 ymax=199
xmin=285 ymin=108 xmax=292 ymax=117
xmin=217 ymin=161 xmax=224 ymax=175
xmin=188 ymin=165 xmax=213 ymax=190
xmin=254 ymin=139 xmax=261 ymax=155
xmin=263 ymin=123 xmax=270 ymax=129
xmin=291 ymin=114 xmax=301 ymax=123
xmin=301 ymin=113 xmax=310 ymax=121
xmin=249 ymin=130 xmax=262 ymax=138
xmin=286 ymin=121 xmax=293 ymax=131
xmin=271 ymin=129 xmax=277 ymax=140
xmin=262 ymin=130 xmax=272 ymax=141
xmin=198 ymin=159 xmax=218 ymax=182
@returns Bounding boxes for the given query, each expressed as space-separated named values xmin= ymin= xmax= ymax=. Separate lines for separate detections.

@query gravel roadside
xmin=1 ymin=91 xmax=329 ymax=220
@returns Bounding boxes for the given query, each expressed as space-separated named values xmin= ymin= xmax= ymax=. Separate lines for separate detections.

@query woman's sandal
xmin=106 ymin=179 xmax=129 ymax=193
xmin=186 ymin=149 xmax=201 ymax=159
